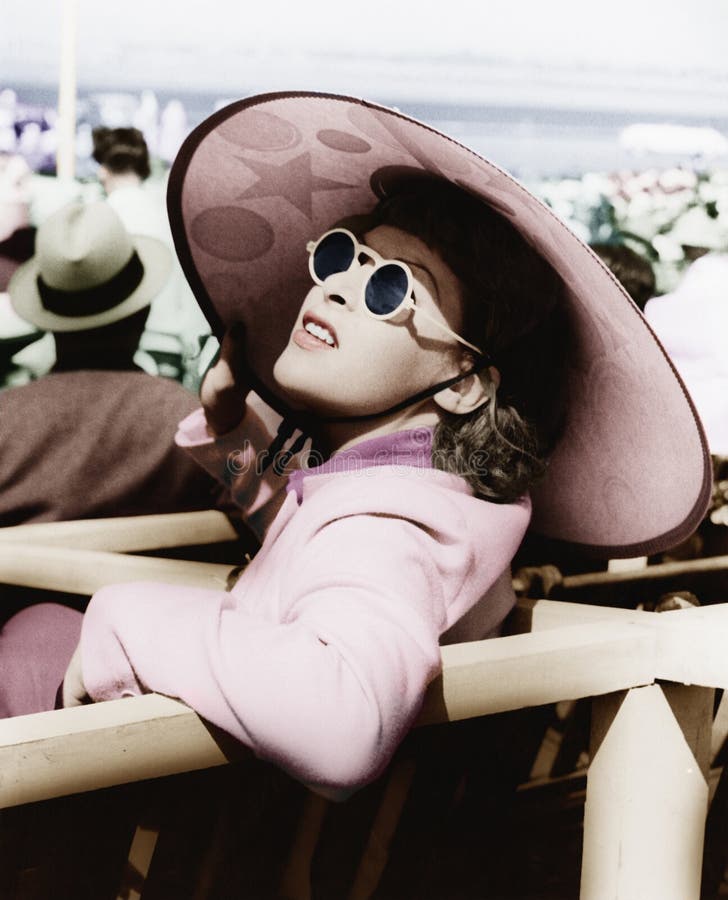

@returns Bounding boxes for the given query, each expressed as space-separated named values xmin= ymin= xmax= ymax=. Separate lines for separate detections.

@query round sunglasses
xmin=306 ymin=228 xmax=483 ymax=356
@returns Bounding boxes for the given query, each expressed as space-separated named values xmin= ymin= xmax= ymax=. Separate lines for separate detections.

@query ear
xmin=433 ymin=366 xmax=499 ymax=416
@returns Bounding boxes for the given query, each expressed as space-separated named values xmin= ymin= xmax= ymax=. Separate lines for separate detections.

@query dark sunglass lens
xmin=312 ymin=231 xmax=356 ymax=281
xmin=365 ymin=264 xmax=409 ymax=316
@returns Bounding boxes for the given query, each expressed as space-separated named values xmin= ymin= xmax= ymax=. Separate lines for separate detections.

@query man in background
xmin=1 ymin=199 xmax=224 ymax=524
xmin=92 ymin=126 xmax=210 ymax=385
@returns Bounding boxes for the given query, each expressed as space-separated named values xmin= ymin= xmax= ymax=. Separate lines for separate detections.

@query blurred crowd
xmin=0 ymin=108 xmax=213 ymax=391
xmin=0 ymin=86 xmax=190 ymax=178
xmin=0 ymin=96 xmax=237 ymax=532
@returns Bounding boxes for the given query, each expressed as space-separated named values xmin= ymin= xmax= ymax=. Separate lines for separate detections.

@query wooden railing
xmin=1 ymin=513 xmax=727 ymax=899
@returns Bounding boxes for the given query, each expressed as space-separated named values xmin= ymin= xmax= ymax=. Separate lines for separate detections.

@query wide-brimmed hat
xmin=9 ymin=200 xmax=172 ymax=332
xmin=167 ymin=91 xmax=710 ymax=557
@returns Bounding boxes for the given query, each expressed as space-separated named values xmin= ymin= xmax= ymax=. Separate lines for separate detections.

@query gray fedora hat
xmin=9 ymin=200 xmax=172 ymax=332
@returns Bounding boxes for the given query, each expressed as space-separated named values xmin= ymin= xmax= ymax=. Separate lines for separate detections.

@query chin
xmin=272 ymin=347 xmax=406 ymax=419
xmin=272 ymin=352 xmax=329 ymax=413
xmin=273 ymin=357 xmax=356 ymax=418
xmin=272 ymin=347 xmax=309 ymax=395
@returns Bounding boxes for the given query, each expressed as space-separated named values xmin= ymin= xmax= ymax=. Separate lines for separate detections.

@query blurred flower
xmin=668 ymin=204 xmax=728 ymax=251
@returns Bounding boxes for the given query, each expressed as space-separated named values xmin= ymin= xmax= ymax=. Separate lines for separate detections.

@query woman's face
xmin=272 ymin=225 xmax=468 ymax=419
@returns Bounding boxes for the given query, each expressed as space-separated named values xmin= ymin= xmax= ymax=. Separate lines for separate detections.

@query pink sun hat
xmin=166 ymin=91 xmax=710 ymax=558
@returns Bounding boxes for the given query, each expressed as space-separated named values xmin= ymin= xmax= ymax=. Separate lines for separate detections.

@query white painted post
xmin=581 ymin=683 xmax=713 ymax=900
xmin=56 ymin=0 xmax=78 ymax=181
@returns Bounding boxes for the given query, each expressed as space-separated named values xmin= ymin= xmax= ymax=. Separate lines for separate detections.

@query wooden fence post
xmin=581 ymin=683 xmax=713 ymax=900
xmin=56 ymin=0 xmax=78 ymax=181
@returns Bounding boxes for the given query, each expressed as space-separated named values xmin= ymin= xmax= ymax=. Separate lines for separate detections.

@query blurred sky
xmin=4 ymin=0 xmax=728 ymax=96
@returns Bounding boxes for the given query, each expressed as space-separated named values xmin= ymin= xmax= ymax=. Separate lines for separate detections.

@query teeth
xmin=305 ymin=321 xmax=335 ymax=345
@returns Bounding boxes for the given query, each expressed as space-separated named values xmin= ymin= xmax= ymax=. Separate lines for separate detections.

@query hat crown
xmin=36 ymin=201 xmax=134 ymax=292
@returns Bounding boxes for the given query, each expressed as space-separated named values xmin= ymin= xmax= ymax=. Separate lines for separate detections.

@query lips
xmin=293 ymin=312 xmax=339 ymax=351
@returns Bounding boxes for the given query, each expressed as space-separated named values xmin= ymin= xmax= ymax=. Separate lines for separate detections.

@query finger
xmin=201 ymin=324 xmax=248 ymax=395
xmin=212 ymin=322 xmax=246 ymax=376
xmin=62 ymin=676 xmax=85 ymax=707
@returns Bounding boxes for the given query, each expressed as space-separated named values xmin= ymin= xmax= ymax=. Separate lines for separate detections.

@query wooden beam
xmin=418 ymin=621 xmax=656 ymax=725
xmin=0 ymin=544 xmax=234 ymax=596
xmin=1 ymin=556 xmax=725 ymax=815
xmin=0 ymin=511 xmax=238 ymax=553
xmin=653 ymin=606 xmax=728 ymax=690
xmin=0 ymin=694 xmax=244 ymax=808
xmin=581 ymin=684 xmax=713 ymax=900
xmin=559 ymin=554 xmax=728 ymax=590
xmin=0 ymin=621 xmax=658 ymax=809
xmin=516 ymin=599 xmax=728 ymax=690
xmin=512 ymin=597 xmax=655 ymax=632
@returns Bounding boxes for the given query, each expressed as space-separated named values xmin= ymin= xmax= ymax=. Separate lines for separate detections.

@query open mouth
xmin=300 ymin=313 xmax=338 ymax=348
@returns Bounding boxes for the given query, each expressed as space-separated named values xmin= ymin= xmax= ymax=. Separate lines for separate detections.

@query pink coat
xmin=80 ymin=407 xmax=530 ymax=794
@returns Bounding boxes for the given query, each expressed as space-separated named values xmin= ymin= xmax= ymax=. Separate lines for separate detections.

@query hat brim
xmin=167 ymin=91 xmax=711 ymax=557
xmin=8 ymin=234 xmax=172 ymax=332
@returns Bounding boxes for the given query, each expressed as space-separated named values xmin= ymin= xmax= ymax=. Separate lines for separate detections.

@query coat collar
xmin=286 ymin=428 xmax=433 ymax=503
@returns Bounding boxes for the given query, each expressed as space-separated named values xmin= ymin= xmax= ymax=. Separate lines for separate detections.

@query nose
xmin=321 ymin=267 xmax=364 ymax=310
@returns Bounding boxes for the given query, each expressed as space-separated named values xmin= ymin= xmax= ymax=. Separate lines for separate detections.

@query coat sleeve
xmin=175 ymin=404 xmax=293 ymax=540
xmin=79 ymin=513 xmax=451 ymax=795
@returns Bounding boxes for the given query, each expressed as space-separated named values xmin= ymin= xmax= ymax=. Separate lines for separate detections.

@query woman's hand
xmin=62 ymin=642 xmax=90 ymax=707
xmin=199 ymin=324 xmax=251 ymax=436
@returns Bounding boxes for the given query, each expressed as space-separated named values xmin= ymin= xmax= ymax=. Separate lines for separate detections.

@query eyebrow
xmin=358 ymin=236 xmax=441 ymax=302
xmin=400 ymin=258 xmax=440 ymax=301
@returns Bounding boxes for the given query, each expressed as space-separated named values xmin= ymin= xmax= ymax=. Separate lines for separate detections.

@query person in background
xmin=92 ymin=126 xmax=210 ymax=384
xmin=0 ymin=150 xmax=47 ymax=386
xmin=590 ymin=242 xmax=656 ymax=311
xmin=645 ymin=251 xmax=728 ymax=463
xmin=0 ymin=150 xmax=35 ymax=287
xmin=0 ymin=199 xmax=226 ymax=525
xmin=644 ymin=249 xmax=728 ymax=575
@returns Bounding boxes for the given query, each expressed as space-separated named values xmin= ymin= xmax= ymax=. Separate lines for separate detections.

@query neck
xmin=103 ymin=172 xmax=143 ymax=194
xmin=53 ymin=348 xmax=140 ymax=373
xmin=52 ymin=330 xmax=143 ymax=373
xmin=314 ymin=401 xmax=441 ymax=456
